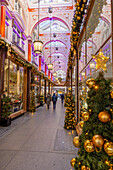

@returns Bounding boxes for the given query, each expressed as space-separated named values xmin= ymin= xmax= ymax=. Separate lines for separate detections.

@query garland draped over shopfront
xmin=0 ymin=40 xmax=54 ymax=85
xmin=66 ymin=0 xmax=107 ymax=84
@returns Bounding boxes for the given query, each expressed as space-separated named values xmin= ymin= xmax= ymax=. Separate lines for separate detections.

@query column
xmin=28 ymin=39 xmax=32 ymax=62
xmin=23 ymin=68 xmax=27 ymax=111
xmin=39 ymin=75 xmax=41 ymax=102
xmin=76 ymin=48 xmax=79 ymax=123
xmin=48 ymin=70 xmax=50 ymax=79
xmin=39 ymin=56 xmax=41 ymax=71
xmin=0 ymin=4 xmax=6 ymax=38
xmin=0 ymin=47 xmax=7 ymax=119
xmin=48 ymin=82 xmax=50 ymax=94
xmin=44 ymin=79 xmax=46 ymax=102
xmin=27 ymin=67 xmax=31 ymax=111
xmin=45 ymin=64 xmax=47 ymax=77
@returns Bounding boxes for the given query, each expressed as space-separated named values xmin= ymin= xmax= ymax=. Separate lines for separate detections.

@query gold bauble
xmin=104 ymin=142 xmax=113 ymax=156
xmin=89 ymin=109 xmax=92 ymax=113
xmin=79 ymin=121 xmax=84 ymax=128
xmin=98 ymin=111 xmax=111 ymax=123
xmin=105 ymin=160 xmax=110 ymax=166
xmin=109 ymin=167 xmax=113 ymax=170
xmin=73 ymin=136 xmax=80 ymax=148
xmin=110 ymin=91 xmax=113 ymax=99
xmin=82 ymin=112 xmax=90 ymax=121
xmin=94 ymin=85 xmax=99 ymax=90
xmin=92 ymin=135 xmax=104 ymax=148
xmin=86 ymin=79 xmax=96 ymax=88
xmin=84 ymin=140 xmax=95 ymax=152
xmin=67 ymin=126 xmax=69 ymax=130
xmin=77 ymin=16 xmax=81 ymax=20
xmin=81 ymin=165 xmax=90 ymax=170
xmin=70 ymin=158 xmax=76 ymax=168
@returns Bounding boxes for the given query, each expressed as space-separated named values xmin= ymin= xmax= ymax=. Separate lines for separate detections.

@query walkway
xmin=0 ymin=100 xmax=78 ymax=170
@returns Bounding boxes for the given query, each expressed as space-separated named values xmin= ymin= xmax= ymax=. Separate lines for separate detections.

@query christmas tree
xmin=64 ymin=91 xmax=76 ymax=130
xmin=72 ymin=71 xmax=113 ymax=170
xmin=30 ymin=90 xmax=36 ymax=112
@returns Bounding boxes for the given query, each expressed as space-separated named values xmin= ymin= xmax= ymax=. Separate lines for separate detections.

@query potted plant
xmin=0 ymin=96 xmax=11 ymax=126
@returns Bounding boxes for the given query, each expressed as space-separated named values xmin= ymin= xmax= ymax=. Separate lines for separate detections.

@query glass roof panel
xmin=28 ymin=0 xmax=72 ymax=7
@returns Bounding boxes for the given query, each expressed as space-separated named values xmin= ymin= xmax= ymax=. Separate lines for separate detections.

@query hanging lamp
xmin=48 ymin=7 xmax=53 ymax=70
xmin=53 ymin=33 xmax=57 ymax=77
xmin=33 ymin=0 xmax=43 ymax=54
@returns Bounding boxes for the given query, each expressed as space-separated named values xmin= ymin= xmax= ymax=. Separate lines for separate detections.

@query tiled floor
xmin=0 ymin=100 xmax=78 ymax=170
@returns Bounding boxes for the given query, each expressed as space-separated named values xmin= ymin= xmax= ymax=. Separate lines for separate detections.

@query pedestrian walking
xmin=46 ymin=93 xmax=51 ymax=109
xmin=61 ymin=93 xmax=64 ymax=104
xmin=52 ymin=93 xmax=57 ymax=109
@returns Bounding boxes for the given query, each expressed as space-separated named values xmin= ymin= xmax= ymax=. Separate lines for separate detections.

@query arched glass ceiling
xmin=45 ymin=41 xmax=66 ymax=47
xmin=33 ymin=19 xmax=69 ymax=34
xmin=28 ymin=0 xmax=72 ymax=6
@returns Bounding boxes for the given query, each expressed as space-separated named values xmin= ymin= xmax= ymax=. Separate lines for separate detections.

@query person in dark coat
xmin=61 ymin=93 xmax=64 ymax=103
xmin=52 ymin=93 xmax=57 ymax=109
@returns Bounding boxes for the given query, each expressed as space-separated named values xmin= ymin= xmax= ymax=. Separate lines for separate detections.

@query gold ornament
xmin=98 ymin=111 xmax=111 ymax=123
xmin=70 ymin=158 xmax=76 ymax=168
xmin=86 ymin=79 xmax=96 ymax=88
xmin=89 ymin=109 xmax=92 ymax=113
xmin=104 ymin=141 xmax=113 ymax=156
xmin=92 ymin=135 xmax=104 ymax=148
xmin=109 ymin=167 xmax=113 ymax=170
xmin=84 ymin=140 xmax=95 ymax=152
xmin=82 ymin=112 xmax=90 ymax=121
xmin=81 ymin=165 xmax=90 ymax=170
xmin=92 ymin=49 xmax=109 ymax=71
xmin=110 ymin=91 xmax=113 ymax=99
xmin=73 ymin=136 xmax=80 ymax=148
xmin=94 ymin=85 xmax=99 ymax=90
xmin=105 ymin=160 xmax=110 ymax=166
xmin=78 ymin=162 xmax=81 ymax=165
xmin=67 ymin=126 xmax=69 ymax=130
xmin=79 ymin=121 xmax=84 ymax=128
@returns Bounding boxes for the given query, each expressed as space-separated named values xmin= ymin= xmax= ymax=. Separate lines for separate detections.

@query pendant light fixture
xmin=48 ymin=7 xmax=53 ymax=70
xmin=53 ymin=33 xmax=57 ymax=77
xmin=33 ymin=0 xmax=43 ymax=54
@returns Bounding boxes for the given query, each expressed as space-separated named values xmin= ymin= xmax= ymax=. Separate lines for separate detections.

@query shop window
xmin=4 ymin=59 xmax=24 ymax=113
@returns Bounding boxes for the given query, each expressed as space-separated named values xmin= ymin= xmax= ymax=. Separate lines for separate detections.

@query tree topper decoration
xmin=92 ymin=49 xmax=109 ymax=71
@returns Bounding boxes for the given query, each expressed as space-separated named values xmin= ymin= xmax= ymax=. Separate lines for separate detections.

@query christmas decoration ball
xmin=73 ymin=136 xmax=80 ymax=148
xmin=105 ymin=160 xmax=110 ymax=166
xmin=98 ymin=111 xmax=111 ymax=123
xmin=104 ymin=141 xmax=113 ymax=156
xmin=70 ymin=158 xmax=76 ymax=168
xmin=81 ymin=165 xmax=90 ymax=170
xmin=110 ymin=91 xmax=113 ymax=99
xmin=79 ymin=121 xmax=84 ymax=128
xmin=92 ymin=135 xmax=104 ymax=148
xmin=108 ymin=167 xmax=113 ymax=170
xmin=86 ymin=79 xmax=96 ymax=88
xmin=82 ymin=112 xmax=90 ymax=121
xmin=84 ymin=140 xmax=95 ymax=152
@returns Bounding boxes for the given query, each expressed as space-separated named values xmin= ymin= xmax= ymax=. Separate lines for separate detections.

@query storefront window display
xmin=77 ymin=0 xmax=112 ymax=118
xmin=4 ymin=59 xmax=24 ymax=113
xmin=31 ymin=74 xmax=40 ymax=105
